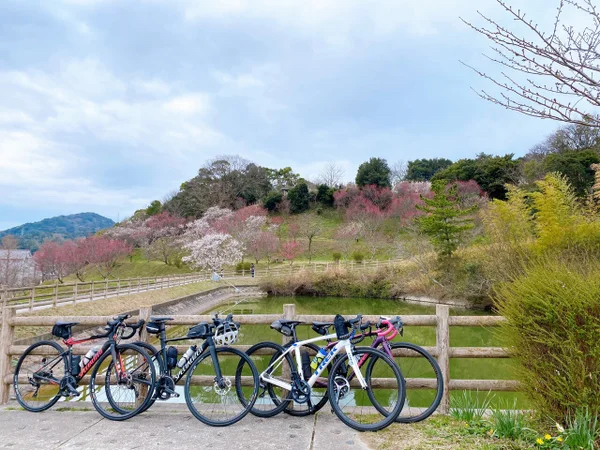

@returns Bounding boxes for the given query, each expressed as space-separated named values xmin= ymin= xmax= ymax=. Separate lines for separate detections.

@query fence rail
xmin=0 ymin=258 xmax=405 ymax=314
xmin=0 ymin=302 xmax=516 ymax=414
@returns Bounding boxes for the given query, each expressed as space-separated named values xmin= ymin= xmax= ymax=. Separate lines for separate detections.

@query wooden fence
xmin=0 ymin=303 xmax=513 ymax=414
xmin=0 ymin=258 xmax=405 ymax=314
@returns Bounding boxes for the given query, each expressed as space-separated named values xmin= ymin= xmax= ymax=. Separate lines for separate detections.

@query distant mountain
xmin=0 ymin=213 xmax=115 ymax=251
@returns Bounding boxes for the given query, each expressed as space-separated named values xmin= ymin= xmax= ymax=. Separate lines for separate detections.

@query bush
xmin=332 ymin=252 xmax=341 ymax=263
xmin=495 ymin=259 xmax=600 ymax=423
xmin=352 ymin=252 xmax=364 ymax=263
xmin=263 ymin=191 xmax=283 ymax=212
xmin=235 ymin=261 xmax=252 ymax=273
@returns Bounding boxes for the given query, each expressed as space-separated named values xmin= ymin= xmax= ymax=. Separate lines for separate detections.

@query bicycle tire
xmin=13 ymin=340 xmax=67 ymax=412
xmin=131 ymin=341 xmax=163 ymax=413
xmin=390 ymin=342 xmax=443 ymax=423
xmin=89 ymin=343 xmax=156 ymax=421
xmin=184 ymin=346 xmax=259 ymax=427
xmin=328 ymin=346 xmax=405 ymax=432
xmin=241 ymin=341 xmax=293 ymax=418
xmin=282 ymin=342 xmax=329 ymax=417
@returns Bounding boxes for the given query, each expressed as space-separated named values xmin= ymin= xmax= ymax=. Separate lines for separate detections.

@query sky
xmin=0 ymin=0 xmax=574 ymax=230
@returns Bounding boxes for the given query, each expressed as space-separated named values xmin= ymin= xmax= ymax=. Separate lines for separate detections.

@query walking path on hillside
xmin=0 ymin=406 xmax=370 ymax=450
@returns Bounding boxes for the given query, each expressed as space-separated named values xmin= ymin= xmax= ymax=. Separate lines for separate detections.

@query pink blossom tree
xmin=34 ymin=241 xmax=70 ymax=283
xmin=86 ymin=237 xmax=133 ymax=279
xmin=280 ymin=240 xmax=303 ymax=266
xmin=248 ymin=231 xmax=280 ymax=266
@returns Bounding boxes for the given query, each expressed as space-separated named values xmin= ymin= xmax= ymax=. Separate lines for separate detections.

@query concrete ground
xmin=0 ymin=404 xmax=371 ymax=450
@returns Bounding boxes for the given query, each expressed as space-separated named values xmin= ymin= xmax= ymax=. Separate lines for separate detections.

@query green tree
xmin=355 ymin=157 xmax=391 ymax=188
xmin=543 ymin=150 xmax=599 ymax=197
xmin=145 ymin=200 xmax=162 ymax=216
xmin=263 ymin=191 xmax=283 ymax=212
xmin=288 ymin=181 xmax=310 ymax=213
xmin=432 ymin=153 xmax=518 ymax=200
xmin=316 ymin=184 xmax=334 ymax=207
xmin=405 ymin=158 xmax=453 ymax=181
xmin=416 ymin=182 xmax=476 ymax=258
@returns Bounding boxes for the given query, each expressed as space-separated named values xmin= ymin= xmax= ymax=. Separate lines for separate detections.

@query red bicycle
xmin=13 ymin=314 xmax=156 ymax=421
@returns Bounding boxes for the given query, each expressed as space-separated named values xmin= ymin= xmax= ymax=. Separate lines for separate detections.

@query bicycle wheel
xmin=239 ymin=341 xmax=290 ymax=418
xmin=13 ymin=340 xmax=67 ymax=412
xmin=282 ymin=342 xmax=329 ymax=417
xmin=185 ymin=346 xmax=259 ymax=427
xmin=89 ymin=343 xmax=156 ymax=421
xmin=328 ymin=346 xmax=405 ymax=432
xmin=390 ymin=342 xmax=443 ymax=423
xmin=131 ymin=341 xmax=163 ymax=413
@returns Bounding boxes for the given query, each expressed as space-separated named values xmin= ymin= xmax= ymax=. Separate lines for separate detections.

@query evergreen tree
xmin=355 ymin=157 xmax=392 ymax=188
xmin=416 ymin=182 xmax=476 ymax=258
xmin=288 ymin=181 xmax=310 ymax=213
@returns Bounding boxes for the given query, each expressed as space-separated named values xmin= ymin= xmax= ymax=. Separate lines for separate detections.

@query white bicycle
xmin=241 ymin=314 xmax=406 ymax=432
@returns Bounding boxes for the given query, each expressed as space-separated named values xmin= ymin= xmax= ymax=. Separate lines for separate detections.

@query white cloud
xmin=0 ymin=59 xmax=227 ymax=218
xmin=164 ymin=94 xmax=210 ymax=115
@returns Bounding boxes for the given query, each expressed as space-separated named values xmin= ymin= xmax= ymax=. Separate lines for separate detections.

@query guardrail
xmin=0 ymin=302 xmax=513 ymax=414
xmin=0 ymin=259 xmax=404 ymax=314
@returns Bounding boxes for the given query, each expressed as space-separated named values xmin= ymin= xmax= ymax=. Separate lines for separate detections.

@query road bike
xmin=13 ymin=314 xmax=156 ymax=420
xmin=238 ymin=314 xmax=406 ymax=432
xmin=132 ymin=314 xmax=259 ymax=427
xmin=245 ymin=316 xmax=443 ymax=423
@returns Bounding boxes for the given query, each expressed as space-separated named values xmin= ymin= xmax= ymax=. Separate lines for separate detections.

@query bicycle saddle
xmin=55 ymin=321 xmax=79 ymax=327
xmin=149 ymin=317 xmax=174 ymax=323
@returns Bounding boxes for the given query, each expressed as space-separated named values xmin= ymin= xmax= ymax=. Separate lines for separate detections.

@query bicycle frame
xmin=261 ymin=332 xmax=368 ymax=392
xmin=152 ymin=329 xmax=223 ymax=387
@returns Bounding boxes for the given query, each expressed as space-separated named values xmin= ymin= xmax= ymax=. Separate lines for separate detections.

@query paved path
xmin=0 ymin=406 xmax=371 ymax=450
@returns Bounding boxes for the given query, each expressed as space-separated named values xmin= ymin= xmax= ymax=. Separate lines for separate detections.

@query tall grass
xmin=450 ymin=390 xmax=494 ymax=423
xmin=491 ymin=400 xmax=531 ymax=440
xmin=564 ymin=408 xmax=599 ymax=449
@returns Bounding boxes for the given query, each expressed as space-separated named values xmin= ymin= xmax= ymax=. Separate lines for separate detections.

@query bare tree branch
xmin=461 ymin=0 xmax=600 ymax=127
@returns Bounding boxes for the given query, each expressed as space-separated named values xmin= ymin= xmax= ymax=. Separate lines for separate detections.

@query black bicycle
xmin=13 ymin=314 xmax=156 ymax=420
xmin=133 ymin=314 xmax=260 ymax=427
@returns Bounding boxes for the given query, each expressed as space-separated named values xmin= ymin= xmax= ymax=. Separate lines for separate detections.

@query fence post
xmin=53 ymin=283 xmax=58 ymax=307
xmin=436 ymin=304 xmax=450 ymax=415
xmin=90 ymin=281 xmax=94 ymax=301
xmin=138 ymin=306 xmax=153 ymax=344
xmin=282 ymin=304 xmax=296 ymax=346
xmin=29 ymin=286 xmax=34 ymax=311
xmin=104 ymin=279 xmax=108 ymax=299
xmin=0 ymin=304 xmax=15 ymax=404
xmin=73 ymin=282 xmax=78 ymax=305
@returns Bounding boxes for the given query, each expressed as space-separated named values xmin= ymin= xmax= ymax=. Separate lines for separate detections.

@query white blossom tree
xmin=182 ymin=233 xmax=243 ymax=271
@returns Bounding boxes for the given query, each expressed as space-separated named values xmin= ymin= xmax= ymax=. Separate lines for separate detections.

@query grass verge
xmin=14 ymin=280 xmax=259 ymax=339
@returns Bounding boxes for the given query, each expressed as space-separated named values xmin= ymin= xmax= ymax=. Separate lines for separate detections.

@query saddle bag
xmin=52 ymin=324 xmax=72 ymax=339
xmin=270 ymin=320 xmax=292 ymax=337
xmin=145 ymin=321 xmax=161 ymax=335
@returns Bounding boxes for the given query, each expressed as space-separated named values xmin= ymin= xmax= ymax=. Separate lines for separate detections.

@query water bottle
xmin=177 ymin=345 xmax=197 ymax=368
xmin=310 ymin=347 xmax=327 ymax=370
xmin=81 ymin=346 xmax=100 ymax=368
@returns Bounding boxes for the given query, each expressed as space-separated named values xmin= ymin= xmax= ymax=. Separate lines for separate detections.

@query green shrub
xmin=352 ymin=252 xmax=364 ymax=263
xmin=332 ymin=252 xmax=341 ymax=263
xmin=495 ymin=259 xmax=600 ymax=422
xmin=235 ymin=261 xmax=252 ymax=273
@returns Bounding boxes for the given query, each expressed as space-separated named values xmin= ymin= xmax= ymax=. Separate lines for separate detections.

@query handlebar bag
xmin=188 ymin=322 xmax=213 ymax=339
